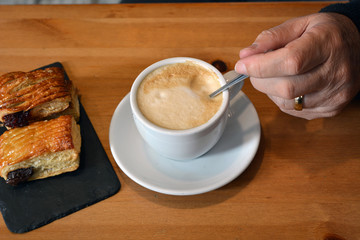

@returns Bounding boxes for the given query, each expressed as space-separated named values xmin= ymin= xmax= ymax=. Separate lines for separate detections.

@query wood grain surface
xmin=0 ymin=2 xmax=359 ymax=239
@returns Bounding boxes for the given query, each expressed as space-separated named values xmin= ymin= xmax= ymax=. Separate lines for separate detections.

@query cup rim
xmin=130 ymin=57 xmax=229 ymax=136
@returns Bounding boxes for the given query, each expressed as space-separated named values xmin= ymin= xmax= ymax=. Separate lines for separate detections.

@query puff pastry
xmin=0 ymin=115 xmax=81 ymax=185
xmin=0 ymin=67 xmax=80 ymax=128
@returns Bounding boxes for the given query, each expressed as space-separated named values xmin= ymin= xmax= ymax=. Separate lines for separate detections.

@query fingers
xmin=281 ymin=108 xmax=339 ymax=120
xmin=239 ymin=16 xmax=309 ymax=59
xmin=268 ymin=93 xmax=316 ymax=110
xmin=267 ymin=90 xmax=348 ymax=120
xmin=236 ymin=32 xmax=330 ymax=78
xmin=236 ymin=15 xmax=330 ymax=78
xmin=235 ymin=12 xmax=360 ymax=120
xmin=248 ymin=65 xmax=326 ymax=99
xmin=267 ymin=94 xmax=337 ymax=120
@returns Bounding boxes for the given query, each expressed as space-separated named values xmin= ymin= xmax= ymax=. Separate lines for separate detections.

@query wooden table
xmin=0 ymin=2 xmax=359 ymax=239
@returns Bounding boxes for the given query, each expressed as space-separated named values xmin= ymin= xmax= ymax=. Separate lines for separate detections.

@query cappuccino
xmin=137 ymin=61 xmax=223 ymax=130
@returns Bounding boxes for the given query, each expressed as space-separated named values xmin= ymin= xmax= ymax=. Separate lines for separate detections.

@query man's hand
xmin=235 ymin=13 xmax=360 ymax=120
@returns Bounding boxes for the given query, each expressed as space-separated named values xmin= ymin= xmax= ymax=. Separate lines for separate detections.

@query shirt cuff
xmin=320 ymin=0 xmax=360 ymax=32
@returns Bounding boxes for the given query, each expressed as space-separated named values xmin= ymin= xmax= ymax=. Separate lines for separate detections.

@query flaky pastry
xmin=0 ymin=115 xmax=81 ymax=185
xmin=0 ymin=67 xmax=80 ymax=128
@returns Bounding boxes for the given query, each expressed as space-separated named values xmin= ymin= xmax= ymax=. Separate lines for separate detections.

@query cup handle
xmin=223 ymin=70 xmax=245 ymax=100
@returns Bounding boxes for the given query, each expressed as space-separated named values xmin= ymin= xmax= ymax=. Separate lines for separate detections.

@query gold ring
xmin=294 ymin=96 xmax=304 ymax=111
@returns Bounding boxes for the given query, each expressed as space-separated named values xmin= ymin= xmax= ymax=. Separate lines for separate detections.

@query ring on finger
xmin=294 ymin=95 xmax=304 ymax=111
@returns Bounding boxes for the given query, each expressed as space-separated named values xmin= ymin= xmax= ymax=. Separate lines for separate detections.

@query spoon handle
xmin=209 ymin=73 xmax=248 ymax=98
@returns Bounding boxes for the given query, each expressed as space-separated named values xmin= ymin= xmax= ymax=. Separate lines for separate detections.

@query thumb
xmin=239 ymin=15 xmax=310 ymax=59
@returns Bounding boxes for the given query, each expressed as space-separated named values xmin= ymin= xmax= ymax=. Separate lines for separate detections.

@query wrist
xmin=320 ymin=1 xmax=360 ymax=33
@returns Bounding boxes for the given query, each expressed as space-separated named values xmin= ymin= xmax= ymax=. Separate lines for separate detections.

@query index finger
xmin=239 ymin=15 xmax=309 ymax=59
xmin=236 ymin=31 xmax=330 ymax=78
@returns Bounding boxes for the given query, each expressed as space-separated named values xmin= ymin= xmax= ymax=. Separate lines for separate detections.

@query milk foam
xmin=137 ymin=61 xmax=223 ymax=130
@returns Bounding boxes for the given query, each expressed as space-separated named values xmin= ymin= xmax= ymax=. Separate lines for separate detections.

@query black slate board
xmin=0 ymin=62 xmax=121 ymax=233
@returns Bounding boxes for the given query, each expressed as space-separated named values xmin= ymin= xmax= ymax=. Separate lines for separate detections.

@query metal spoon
xmin=209 ymin=71 xmax=248 ymax=98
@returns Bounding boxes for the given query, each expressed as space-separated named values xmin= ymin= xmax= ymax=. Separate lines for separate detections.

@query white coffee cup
xmin=130 ymin=57 xmax=230 ymax=161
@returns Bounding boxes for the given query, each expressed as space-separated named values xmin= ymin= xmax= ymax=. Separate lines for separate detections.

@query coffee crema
xmin=137 ymin=61 xmax=223 ymax=130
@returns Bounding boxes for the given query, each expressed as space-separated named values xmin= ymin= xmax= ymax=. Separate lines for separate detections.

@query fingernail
xmin=249 ymin=43 xmax=257 ymax=49
xmin=240 ymin=43 xmax=258 ymax=58
xmin=241 ymin=43 xmax=257 ymax=52
xmin=235 ymin=62 xmax=248 ymax=75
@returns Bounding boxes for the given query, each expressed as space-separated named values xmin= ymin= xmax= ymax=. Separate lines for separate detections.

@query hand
xmin=235 ymin=13 xmax=360 ymax=120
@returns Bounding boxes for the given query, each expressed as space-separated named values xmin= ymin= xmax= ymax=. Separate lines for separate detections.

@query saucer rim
xmin=109 ymin=92 xmax=261 ymax=195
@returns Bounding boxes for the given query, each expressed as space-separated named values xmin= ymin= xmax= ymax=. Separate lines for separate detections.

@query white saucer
xmin=109 ymin=91 xmax=261 ymax=196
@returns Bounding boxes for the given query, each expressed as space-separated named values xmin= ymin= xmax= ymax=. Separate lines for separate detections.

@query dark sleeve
xmin=319 ymin=0 xmax=360 ymax=32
